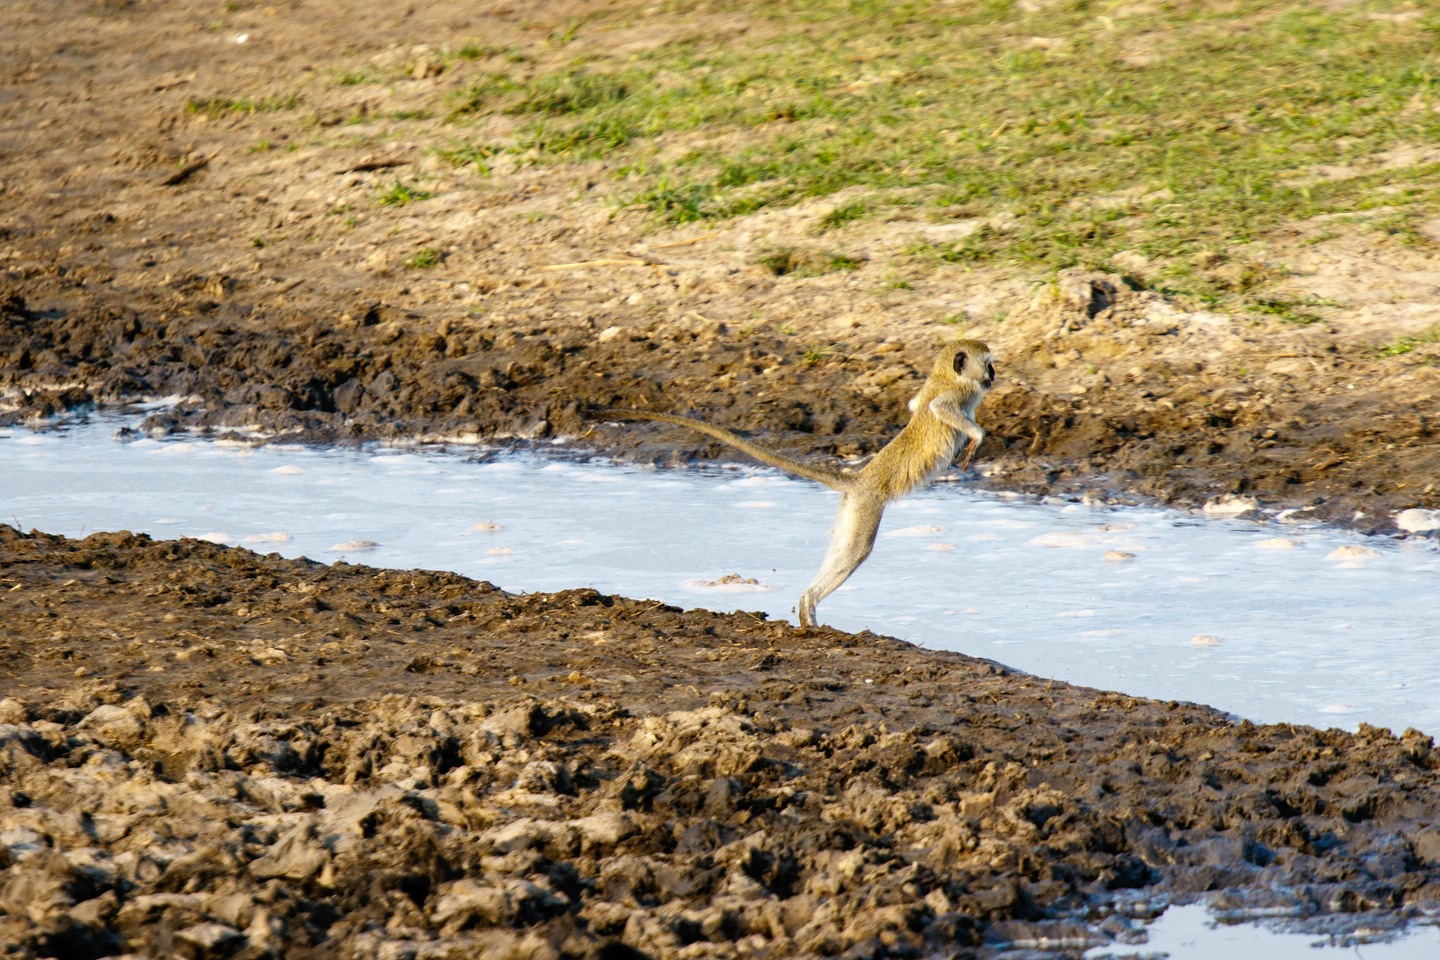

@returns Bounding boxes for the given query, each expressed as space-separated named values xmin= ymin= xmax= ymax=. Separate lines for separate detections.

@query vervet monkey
xmin=602 ymin=339 xmax=996 ymax=628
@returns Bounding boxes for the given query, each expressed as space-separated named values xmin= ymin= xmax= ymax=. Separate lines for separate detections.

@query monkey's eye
xmin=952 ymin=352 xmax=967 ymax=375
xmin=986 ymin=362 xmax=996 ymax=382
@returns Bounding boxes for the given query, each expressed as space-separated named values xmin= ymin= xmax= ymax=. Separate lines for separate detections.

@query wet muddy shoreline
xmin=3 ymin=281 xmax=1438 ymax=537
xmin=4 ymin=527 xmax=1440 ymax=957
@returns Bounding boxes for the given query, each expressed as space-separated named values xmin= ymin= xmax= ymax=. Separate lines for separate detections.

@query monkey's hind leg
xmin=797 ymin=491 xmax=884 ymax=628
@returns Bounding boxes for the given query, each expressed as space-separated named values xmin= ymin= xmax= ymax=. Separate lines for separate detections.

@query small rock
xmin=248 ymin=825 xmax=328 ymax=882
xmin=484 ymin=818 xmax=550 ymax=853
xmin=175 ymin=921 xmax=245 ymax=957
xmin=1202 ymin=494 xmax=1260 ymax=518
xmin=512 ymin=760 xmax=571 ymax=794
xmin=77 ymin=703 xmax=146 ymax=747
xmin=573 ymin=810 xmax=636 ymax=850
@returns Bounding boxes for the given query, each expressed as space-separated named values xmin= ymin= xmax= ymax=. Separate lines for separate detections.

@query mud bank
xmin=4 ymin=282 xmax=1439 ymax=535
xmin=3 ymin=526 xmax=1440 ymax=958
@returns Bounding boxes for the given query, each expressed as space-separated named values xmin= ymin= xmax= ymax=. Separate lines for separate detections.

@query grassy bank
xmin=402 ymin=0 xmax=1440 ymax=311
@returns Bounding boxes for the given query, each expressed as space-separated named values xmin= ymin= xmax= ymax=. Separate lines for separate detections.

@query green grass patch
xmin=756 ymin=246 xmax=864 ymax=277
xmin=1250 ymin=295 xmax=1335 ymax=325
xmin=1375 ymin=327 xmax=1440 ymax=358
xmin=427 ymin=0 xmax=1440 ymax=310
xmin=802 ymin=343 xmax=842 ymax=365
xmin=337 ymin=69 xmax=377 ymax=86
xmin=376 ymin=180 xmax=432 ymax=206
xmin=814 ymin=200 xmax=869 ymax=233
xmin=1373 ymin=207 xmax=1437 ymax=248
xmin=404 ymin=247 xmax=443 ymax=269
xmin=439 ymin=143 xmax=497 ymax=174
xmin=186 ymin=94 xmax=301 ymax=119
xmin=454 ymin=41 xmax=525 ymax=62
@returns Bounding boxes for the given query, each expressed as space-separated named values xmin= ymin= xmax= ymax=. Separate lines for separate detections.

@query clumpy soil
xmin=4 ymin=0 xmax=1440 ymax=957
xmin=4 ymin=526 xmax=1440 ymax=959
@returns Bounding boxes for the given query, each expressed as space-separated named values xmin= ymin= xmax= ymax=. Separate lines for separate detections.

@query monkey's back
xmin=862 ymin=413 xmax=965 ymax=500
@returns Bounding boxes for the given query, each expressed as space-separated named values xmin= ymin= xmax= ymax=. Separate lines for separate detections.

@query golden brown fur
xmin=602 ymin=339 xmax=995 ymax=627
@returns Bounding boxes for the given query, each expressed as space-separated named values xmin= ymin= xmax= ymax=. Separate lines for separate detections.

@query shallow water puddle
xmin=3 ymin=415 xmax=1438 ymax=737
xmin=5 ymin=415 xmax=1440 ymax=958
xmin=1080 ymin=904 xmax=1440 ymax=959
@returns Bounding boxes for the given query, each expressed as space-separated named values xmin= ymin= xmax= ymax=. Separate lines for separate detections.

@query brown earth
xmin=1 ymin=0 xmax=1438 ymax=531
xmin=4 ymin=1 xmax=1440 ymax=957
xmin=4 ymin=526 xmax=1440 ymax=959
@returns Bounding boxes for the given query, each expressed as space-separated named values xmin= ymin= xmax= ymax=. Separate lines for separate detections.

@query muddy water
xmin=3 ymin=415 xmax=1438 ymax=735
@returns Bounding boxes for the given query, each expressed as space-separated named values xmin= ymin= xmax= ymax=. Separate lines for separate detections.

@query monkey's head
xmin=942 ymin=338 xmax=996 ymax=390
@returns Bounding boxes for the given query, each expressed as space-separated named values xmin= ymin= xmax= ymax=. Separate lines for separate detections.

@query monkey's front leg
xmin=930 ymin=396 xmax=985 ymax=472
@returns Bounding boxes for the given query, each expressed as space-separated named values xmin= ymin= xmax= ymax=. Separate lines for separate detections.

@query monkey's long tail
xmin=599 ymin=408 xmax=853 ymax=492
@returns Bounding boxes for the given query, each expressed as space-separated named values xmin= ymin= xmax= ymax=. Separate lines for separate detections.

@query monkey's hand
xmin=957 ymin=438 xmax=978 ymax=471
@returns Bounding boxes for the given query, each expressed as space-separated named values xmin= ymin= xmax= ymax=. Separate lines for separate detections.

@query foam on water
xmin=4 ymin=416 xmax=1440 ymax=956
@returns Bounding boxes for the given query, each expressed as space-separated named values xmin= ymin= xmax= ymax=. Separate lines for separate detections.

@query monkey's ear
xmin=952 ymin=350 xmax=968 ymax=375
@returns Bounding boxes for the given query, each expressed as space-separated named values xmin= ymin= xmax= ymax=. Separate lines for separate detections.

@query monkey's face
xmin=949 ymin=341 xmax=996 ymax=389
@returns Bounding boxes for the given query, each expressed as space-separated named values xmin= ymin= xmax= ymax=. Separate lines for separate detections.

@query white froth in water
xmin=3 ymin=416 xmax=1439 ymax=740
xmin=885 ymin=523 xmax=947 ymax=538
xmin=683 ymin=574 xmax=770 ymax=592
xmin=327 ymin=539 xmax=380 ymax=553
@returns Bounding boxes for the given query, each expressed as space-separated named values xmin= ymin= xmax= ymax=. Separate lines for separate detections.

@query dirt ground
xmin=5 ymin=526 xmax=1440 ymax=960
xmin=3 ymin=0 xmax=1439 ymax=530
xmin=3 ymin=1 xmax=1440 ymax=957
